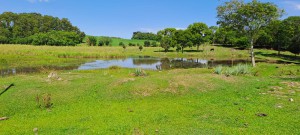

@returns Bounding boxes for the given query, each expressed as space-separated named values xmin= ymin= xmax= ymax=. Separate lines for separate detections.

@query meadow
xmin=0 ymin=44 xmax=299 ymax=134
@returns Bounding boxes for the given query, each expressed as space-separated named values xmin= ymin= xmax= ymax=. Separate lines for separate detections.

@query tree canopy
xmin=0 ymin=12 xmax=85 ymax=45
xmin=217 ymin=0 xmax=284 ymax=66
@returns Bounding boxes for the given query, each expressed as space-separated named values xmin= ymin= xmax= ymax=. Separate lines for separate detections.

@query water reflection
xmin=0 ymin=66 xmax=77 ymax=77
xmin=1 ymin=57 xmax=257 ymax=77
xmin=78 ymin=57 xmax=251 ymax=70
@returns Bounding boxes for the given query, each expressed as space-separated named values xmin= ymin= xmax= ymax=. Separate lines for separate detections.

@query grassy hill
xmin=83 ymin=36 xmax=157 ymax=46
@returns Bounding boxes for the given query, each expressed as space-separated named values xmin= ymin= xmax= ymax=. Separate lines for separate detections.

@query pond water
xmin=78 ymin=56 xmax=252 ymax=70
xmin=0 ymin=56 xmax=264 ymax=77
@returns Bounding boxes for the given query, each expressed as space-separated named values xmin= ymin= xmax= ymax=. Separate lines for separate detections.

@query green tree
xmin=290 ymin=33 xmax=300 ymax=55
xmin=151 ymin=41 xmax=157 ymax=47
xmin=217 ymin=0 xmax=283 ymax=66
xmin=187 ymin=22 xmax=210 ymax=51
xmin=276 ymin=16 xmax=300 ymax=55
xmin=157 ymin=28 xmax=177 ymax=52
xmin=144 ymin=41 xmax=151 ymax=47
xmin=173 ymin=30 xmax=194 ymax=53
xmin=119 ymin=42 xmax=124 ymax=46
xmin=86 ymin=36 xmax=97 ymax=46
xmin=139 ymin=45 xmax=143 ymax=51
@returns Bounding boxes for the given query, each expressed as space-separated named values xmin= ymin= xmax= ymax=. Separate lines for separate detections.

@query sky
xmin=1 ymin=0 xmax=300 ymax=39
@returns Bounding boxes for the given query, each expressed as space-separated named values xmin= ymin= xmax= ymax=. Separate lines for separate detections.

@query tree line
xmin=130 ymin=0 xmax=299 ymax=60
xmin=0 ymin=12 xmax=85 ymax=45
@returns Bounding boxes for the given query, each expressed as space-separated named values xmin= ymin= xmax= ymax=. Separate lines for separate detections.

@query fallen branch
xmin=0 ymin=117 xmax=9 ymax=121
xmin=0 ymin=83 xmax=14 ymax=96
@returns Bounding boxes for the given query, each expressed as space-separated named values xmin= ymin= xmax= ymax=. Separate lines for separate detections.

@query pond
xmin=1 ymin=56 xmax=262 ymax=77
xmin=78 ymin=56 xmax=252 ymax=70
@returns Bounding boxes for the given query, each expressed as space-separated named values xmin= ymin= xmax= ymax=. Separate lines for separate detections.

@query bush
xmin=151 ymin=41 xmax=157 ymax=47
xmin=86 ymin=36 xmax=97 ymax=46
xmin=119 ymin=42 xmax=124 ymax=46
xmin=109 ymin=65 xmax=121 ymax=70
xmin=214 ymin=64 xmax=251 ymax=76
xmin=134 ymin=68 xmax=147 ymax=76
xmin=98 ymin=40 xmax=104 ymax=46
xmin=214 ymin=65 xmax=223 ymax=74
xmin=144 ymin=41 xmax=151 ymax=47
xmin=139 ymin=45 xmax=143 ymax=51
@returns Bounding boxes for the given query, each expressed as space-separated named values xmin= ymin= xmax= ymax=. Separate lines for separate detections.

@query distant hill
xmin=84 ymin=36 xmax=157 ymax=46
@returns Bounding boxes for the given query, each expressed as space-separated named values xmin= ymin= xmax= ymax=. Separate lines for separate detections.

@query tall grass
xmin=215 ymin=64 xmax=251 ymax=76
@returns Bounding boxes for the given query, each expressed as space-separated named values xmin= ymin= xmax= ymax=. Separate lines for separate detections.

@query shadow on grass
xmin=279 ymin=77 xmax=300 ymax=82
xmin=154 ymin=50 xmax=204 ymax=53
xmin=256 ymin=52 xmax=300 ymax=63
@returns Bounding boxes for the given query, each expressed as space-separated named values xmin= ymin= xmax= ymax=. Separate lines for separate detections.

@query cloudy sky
xmin=1 ymin=0 xmax=299 ymax=38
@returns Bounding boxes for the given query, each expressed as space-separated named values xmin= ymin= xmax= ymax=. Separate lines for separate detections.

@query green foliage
xmin=144 ymin=41 xmax=151 ymax=47
xmin=143 ymin=41 xmax=149 ymax=47
xmin=173 ymin=30 xmax=194 ymax=53
xmin=215 ymin=64 xmax=251 ymax=76
xmin=134 ymin=68 xmax=147 ymax=76
xmin=98 ymin=40 xmax=104 ymax=46
xmin=0 ymin=12 xmax=85 ymax=45
xmin=101 ymin=37 xmax=113 ymax=46
xmin=119 ymin=42 xmax=124 ymax=46
xmin=214 ymin=65 xmax=223 ymax=74
xmin=290 ymin=34 xmax=300 ymax=55
xmin=122 ymin=44 xmax=126 ymax=50
xmin=139 ymin=45 xmax=143 ymax=51
xmin=86 ymin=36 xmax=97 ymax=46
xmin=187 ymin=22 xmax=210 ymax=50
xmin=234 ymin=36 xmax=250 ymax=49
xmin=151 ymin=41 xmax=157 ymax=47
xmin=132 ymin=31 xmax=158 ymax=41
xmin=108 ymin=65 xmax=121 ymax=70
xmin=28 ymin=31 xmax=80 ymax=46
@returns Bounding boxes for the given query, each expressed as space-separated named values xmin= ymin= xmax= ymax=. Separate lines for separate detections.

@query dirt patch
xmin=268 ymin=81 xmax=300 ymax=97
xmin=112 ymin=78 xmax=135 ymax=86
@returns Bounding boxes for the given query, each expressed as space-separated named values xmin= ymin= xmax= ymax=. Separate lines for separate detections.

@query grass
xmin=0 ymin=44 xmax=250 ymax=70
xmin=0 ymin=44 xmax=299 ymax=134
xmin=83 ymin=36 xmax=156 ymax=46
xmin=0 ymin=63 xmax=299 ymax=134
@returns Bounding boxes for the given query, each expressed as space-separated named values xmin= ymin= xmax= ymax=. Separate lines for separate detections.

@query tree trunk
xmin=250 ymin=38 xmax=256 ymax=67
xmin=182 ymin=47 xmax=184 ymax=54
xmin=278 ymin=44 xmax=281 ymax=55
xmin=197 ymin=45 xmax=199 ymax=51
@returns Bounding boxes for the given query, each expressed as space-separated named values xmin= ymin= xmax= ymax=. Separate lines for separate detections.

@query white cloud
xmin=27 ymin=0 xmax=49 ymax=3
xmin=283 ymin=0 xmax=300 ymax=10
xmin=296 ymin=4 xmax=300 ymax=10
xmin=139 ymin=28 xmax=160 ymax=33
xmin=175 ymin=27 xmax=186 ymax=30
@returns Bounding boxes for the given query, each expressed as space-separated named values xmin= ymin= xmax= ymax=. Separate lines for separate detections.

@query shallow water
xmin=78 ymin=56 xmax=251 ymax=70
xmin=0 ymin=57 xmax=262 ymax=77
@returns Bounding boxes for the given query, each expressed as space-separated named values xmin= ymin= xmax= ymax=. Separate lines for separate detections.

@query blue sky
xmin=1 ymin=0 xmax=300 ymax=39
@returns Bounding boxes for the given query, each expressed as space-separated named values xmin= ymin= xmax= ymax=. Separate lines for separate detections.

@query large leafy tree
xmin=173 ymin=30 xmax=194 ymax=53
xmin=0 ymin=12 xmax=85 ymax=45
xmin=157 ymin=28 xmax=177 ymax=52
xmin=276 ymin=16 xmax=300 ymax=55
xmin=187 ymin=22 xmax=210 ymax=51
xmin=217 ymin=0 xmax=283 ymax=66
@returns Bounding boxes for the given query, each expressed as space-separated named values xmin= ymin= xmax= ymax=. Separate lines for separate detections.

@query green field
xmin=0 ymin=45 xmax=299 ymax=134
xmin=83 ymin=36 xmax=156 ymax=46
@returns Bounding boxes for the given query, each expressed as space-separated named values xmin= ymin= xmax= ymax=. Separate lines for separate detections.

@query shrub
xmin=36 ymin=94 xmax=53 ymax=109
xmin=134 ymin=68 xmax=147 ymax=76
xmin=144 ymin=41 xmax=151 ymax=47
xmin=86 ymin=36 xmax=97 ymax=46
xmin=151 ymin=41 xmax=157 ymax=47
xmin=119 ymin=42 xmax=124 ymax=46
xmin=98 ymin=40 xmax=104 ymax=46
xmin=139 ymin=45 xmax=143 ymax=51
xmin=215 ymin=64 xmax=251 ymax=76
xmin=214 ymin=65 xmax=223 ymax=74
xmin=109 ymin=65 xmax=121 ymax=70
